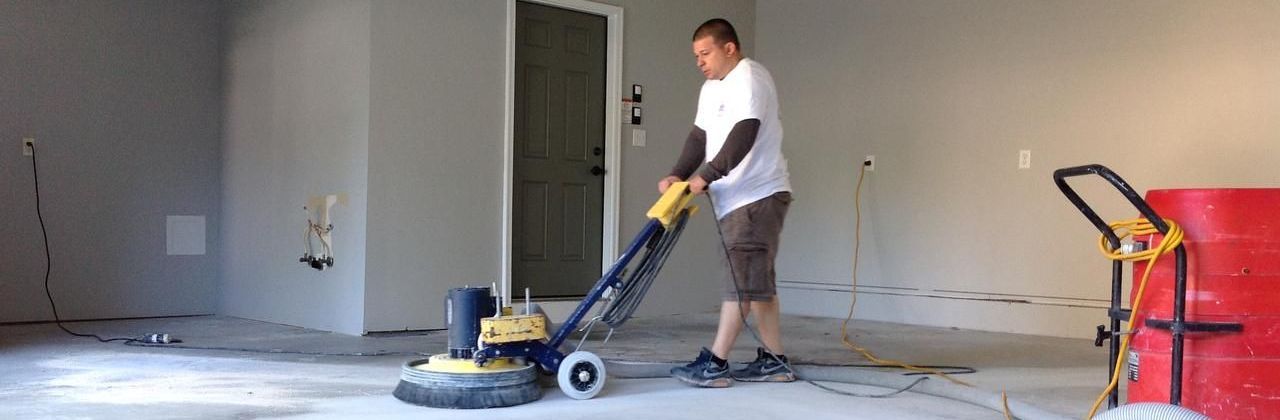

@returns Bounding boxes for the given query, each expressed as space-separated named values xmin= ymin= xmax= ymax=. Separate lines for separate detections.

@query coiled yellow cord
xmin=841 ymin=163 xmax=970 ymax=386
xmin=1085 ymin=218 xmax=1183 ymax=419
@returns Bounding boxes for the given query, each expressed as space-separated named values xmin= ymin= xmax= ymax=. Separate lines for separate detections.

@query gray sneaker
xmin=730 ymin=347 xmax=796 ymax=382
xmin=670 ymin=348 xmax=732 ymax=388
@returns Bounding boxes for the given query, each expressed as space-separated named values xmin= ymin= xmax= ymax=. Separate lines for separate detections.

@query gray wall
xmin=0 ymin=0 xmax=223 ymax=323
xmin=757 ymin=0 xmax=1280 ymax=337
xmin=220 ymin=0 xmax=370 ymax=335
xmin=364 ymin=0 xmax=508 ymax=331
xmin=362 ymin=0 xmax=755 ymax=331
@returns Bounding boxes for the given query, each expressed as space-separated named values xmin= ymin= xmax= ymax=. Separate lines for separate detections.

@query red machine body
xmin=1129 ymin=189 xmax=1280 ymax=419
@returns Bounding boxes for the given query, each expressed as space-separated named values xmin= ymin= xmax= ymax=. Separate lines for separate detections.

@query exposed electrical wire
xmin=300 ymin=208 xmax=334 ymax=270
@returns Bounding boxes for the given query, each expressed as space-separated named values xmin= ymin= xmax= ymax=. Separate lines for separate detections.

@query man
xmin=661 ymin=18 xmax=794 ymax=388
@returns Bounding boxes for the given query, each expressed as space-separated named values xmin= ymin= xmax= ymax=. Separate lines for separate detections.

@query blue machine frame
xmin=473 ymin=216 xmax=670 ymax=373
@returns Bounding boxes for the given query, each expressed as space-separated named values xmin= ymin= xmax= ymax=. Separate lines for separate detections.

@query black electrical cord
xmin=122 ymin=340 xmax=431 ymax=357
xmin=611 ymin=358 xmax=976 ymax=375
xmin=705 ymin=191 xmax=948 ymax=398
xmin=31 ymin=143 xmax=140 ymax=344
xmin=602 ymin=209 xmax=690 ymax=328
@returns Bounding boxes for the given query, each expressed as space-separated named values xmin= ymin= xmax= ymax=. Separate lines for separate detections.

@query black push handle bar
xmin=1052 ymin=163 xmax=1189 ymax=406
xmin=1052 ymin=164 xmax=1175 ymax=246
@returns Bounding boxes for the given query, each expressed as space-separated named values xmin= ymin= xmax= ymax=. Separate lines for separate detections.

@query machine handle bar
xmin=1052 ymin=163 xmax=1189 ymax=406
xmin=1052 ymin=164 xmax=1175 ymax=248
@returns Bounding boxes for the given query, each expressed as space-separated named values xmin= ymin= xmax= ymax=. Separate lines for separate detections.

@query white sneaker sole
xmin=675 ymin=375 xmax=733 ymax=388
xmin=732 ymin=372 xmax=796 ymax=383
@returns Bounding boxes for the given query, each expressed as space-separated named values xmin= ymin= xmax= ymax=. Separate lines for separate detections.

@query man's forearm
xmin=669 ymin=127 xmax=707 ymax=179
xmin=697 ymin=119 xmax=760 ymax=183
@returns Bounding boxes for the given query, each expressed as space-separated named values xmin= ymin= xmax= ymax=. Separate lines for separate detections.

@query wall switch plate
xmin=864 ymin=155 xmax=875 ymax=172
xmin=631 ymin=128 xmax=646 ymax=147
xmin=1018 ymin=150 xmax=1031 ymax=169
xmin=23 ymin=138 xmax=34 ymax=156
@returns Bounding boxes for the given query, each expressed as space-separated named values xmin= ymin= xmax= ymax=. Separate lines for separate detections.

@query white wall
xmin=757 ymin=0 xmax=1280 ymax=338
xmin=0 ymin=0 xmax=223 ymax=323
xmin=220 ymin=0 xmax=370 ymax=335
xmin=361 ymin=0 xmax=755 ymax=332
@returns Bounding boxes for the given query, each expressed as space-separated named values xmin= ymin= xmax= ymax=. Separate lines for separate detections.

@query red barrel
xmin=1128 ymin=189 xmax=1280 ymax=419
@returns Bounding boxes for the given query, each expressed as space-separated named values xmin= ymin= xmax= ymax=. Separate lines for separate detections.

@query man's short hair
xmin=692 ymin=18 xmax=741 ymax=49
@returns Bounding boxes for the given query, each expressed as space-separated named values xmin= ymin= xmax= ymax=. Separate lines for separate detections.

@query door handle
xmin=590 ymin=166 xmax=607 ymax=176
xmin=592 ymin=147 xmax=604 ymax=156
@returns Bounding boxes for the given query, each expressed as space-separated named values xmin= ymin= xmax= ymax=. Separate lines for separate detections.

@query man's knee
xmin=750 ymin=298 xmax=779 ymax=312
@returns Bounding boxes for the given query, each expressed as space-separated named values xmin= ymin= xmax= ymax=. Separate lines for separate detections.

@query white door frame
xmin=502 ymin=0 xmax=624 ymax=305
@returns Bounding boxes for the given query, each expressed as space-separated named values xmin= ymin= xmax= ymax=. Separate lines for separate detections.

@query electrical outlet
xmin=23 ymin=138 xmax=34 ymax=156
xmin=864 ymin=155 xmax=875 ymax=172
xmin=1018 ymin=149 xmax=1031 ymax=169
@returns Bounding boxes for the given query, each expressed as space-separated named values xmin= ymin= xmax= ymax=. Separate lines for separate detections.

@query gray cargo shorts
xmin=718 ymin=191 xmax=792 ymax=302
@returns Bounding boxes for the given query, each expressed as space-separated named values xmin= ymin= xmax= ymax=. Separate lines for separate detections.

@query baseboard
xmin=778 ymin=281 xmax=1108 ymax=339
xmin=0 ymin=313 xmax=213 ymax=327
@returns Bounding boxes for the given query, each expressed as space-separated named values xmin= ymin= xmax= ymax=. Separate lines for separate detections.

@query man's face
xmin=692 ymin=36 xmax=736 ymax=80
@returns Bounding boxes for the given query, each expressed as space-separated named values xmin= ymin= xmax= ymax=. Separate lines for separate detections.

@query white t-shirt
xmin=694 ymin=58 xmax=792 ymax=218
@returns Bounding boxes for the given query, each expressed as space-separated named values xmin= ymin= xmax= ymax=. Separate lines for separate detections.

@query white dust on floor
xmin=37 ymin=353 xmax=394 ymax=408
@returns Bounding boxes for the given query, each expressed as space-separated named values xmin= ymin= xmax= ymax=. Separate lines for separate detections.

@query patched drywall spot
xmin=166 ymin=215 xmax=206 ymax=256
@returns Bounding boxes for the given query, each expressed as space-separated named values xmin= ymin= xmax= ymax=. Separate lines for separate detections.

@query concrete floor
xmin=0 ymin=313 xmax=1109 ymax=419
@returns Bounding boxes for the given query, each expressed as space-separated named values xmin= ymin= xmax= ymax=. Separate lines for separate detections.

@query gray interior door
xmin=513 ymin=1 xmax=606 ymax=298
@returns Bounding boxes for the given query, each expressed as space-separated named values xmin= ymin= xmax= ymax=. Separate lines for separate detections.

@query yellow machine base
xmin=412 ymin=354 xmax=525 ymax=374
xmin=481 ymin=314 xmax=548 ymax=344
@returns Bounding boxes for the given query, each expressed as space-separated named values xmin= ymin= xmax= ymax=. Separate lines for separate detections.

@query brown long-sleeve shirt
xmin=668 ymin=119 xmax=761 ymax=183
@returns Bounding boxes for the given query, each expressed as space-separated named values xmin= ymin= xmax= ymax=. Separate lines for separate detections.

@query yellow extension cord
xmin=1085 ymin=217 xmax=1184 ymax=419
xmin=841 ymin=163 xmax=1182 ymax=419
xmin=840 ymin=163 xmax=971 ymax=387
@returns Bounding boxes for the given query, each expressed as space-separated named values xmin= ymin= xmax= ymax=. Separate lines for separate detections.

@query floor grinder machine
xmin=393 ymin=182 xmax=698 ymax=409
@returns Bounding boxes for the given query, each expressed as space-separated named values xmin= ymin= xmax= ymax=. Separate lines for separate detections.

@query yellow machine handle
xmin=646 ymin=181 xmax=699 ymax=228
